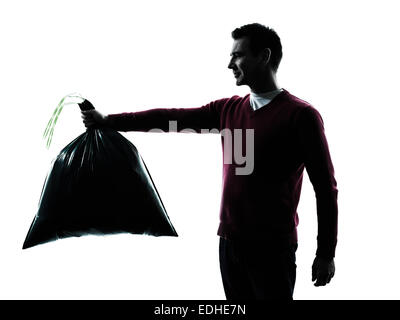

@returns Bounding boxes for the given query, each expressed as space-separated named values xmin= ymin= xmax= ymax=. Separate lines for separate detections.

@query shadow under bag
xmin=23 ymin=99 xmax=177 ymax=249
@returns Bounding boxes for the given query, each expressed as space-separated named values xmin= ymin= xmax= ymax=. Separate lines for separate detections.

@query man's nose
xmin=228 ymin=59 xmax=235 ymax=69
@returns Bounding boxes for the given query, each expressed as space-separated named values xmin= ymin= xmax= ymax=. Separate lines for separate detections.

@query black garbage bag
xmin=23 ymin=97 xmax=177 ymax=249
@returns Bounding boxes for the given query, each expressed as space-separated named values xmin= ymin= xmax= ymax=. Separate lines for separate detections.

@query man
xmin=82 ymin=23 xmax=338 ymax=300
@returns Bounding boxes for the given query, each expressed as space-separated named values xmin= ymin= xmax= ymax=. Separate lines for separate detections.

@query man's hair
xmin=231 ymin=23 xmax=282 ymax=72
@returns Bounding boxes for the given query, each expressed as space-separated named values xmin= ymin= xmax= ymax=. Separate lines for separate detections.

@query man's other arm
xmin=297 ymin=106 xmax=338 ymax=286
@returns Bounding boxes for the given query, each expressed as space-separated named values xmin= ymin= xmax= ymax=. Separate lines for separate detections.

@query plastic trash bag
xmin=23 ymin=96 xmax=177 ymax=249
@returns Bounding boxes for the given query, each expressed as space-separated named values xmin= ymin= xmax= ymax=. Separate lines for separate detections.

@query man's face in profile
xmin=228 ymin=37 xmax=265 ymax=87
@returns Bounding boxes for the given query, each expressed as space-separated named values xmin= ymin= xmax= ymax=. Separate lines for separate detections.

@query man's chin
xmin=236 ymin=79 xmax=245 ymax=86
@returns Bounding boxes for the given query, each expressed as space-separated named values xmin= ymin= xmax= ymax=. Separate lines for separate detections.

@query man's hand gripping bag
xmin=23 ymin=98 xmax=177 ymax=249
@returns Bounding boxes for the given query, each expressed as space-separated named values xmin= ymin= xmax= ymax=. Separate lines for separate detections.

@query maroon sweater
xmin=108 ymin=89 xmax=338 ymax=259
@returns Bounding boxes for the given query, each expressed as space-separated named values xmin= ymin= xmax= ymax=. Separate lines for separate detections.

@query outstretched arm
xmin=81 ymin=99 xmax=228 ymax=133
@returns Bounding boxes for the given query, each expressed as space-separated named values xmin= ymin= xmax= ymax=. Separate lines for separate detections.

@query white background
xmin=0 ymin=0 xmax=399 ymax=299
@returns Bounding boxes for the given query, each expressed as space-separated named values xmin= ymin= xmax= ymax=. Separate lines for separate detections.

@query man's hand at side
xmin=312 ymin=256 xmax=335 ymax=287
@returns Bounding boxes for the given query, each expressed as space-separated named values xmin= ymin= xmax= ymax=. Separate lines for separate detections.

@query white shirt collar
xmin=249 ymin=88 xmax=283 ymax=111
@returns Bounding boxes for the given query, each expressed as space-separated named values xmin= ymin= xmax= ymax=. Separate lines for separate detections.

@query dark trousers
xmin=219 ymin=237 xmax=297 ymax=300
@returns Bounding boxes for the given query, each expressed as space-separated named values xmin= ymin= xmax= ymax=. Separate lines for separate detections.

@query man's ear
xmin=262 ymin=48 xmax=272 ymax=66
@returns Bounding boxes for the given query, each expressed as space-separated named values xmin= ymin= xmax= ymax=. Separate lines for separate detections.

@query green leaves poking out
xmin=43 ymin=93 xmax=85 ymax=148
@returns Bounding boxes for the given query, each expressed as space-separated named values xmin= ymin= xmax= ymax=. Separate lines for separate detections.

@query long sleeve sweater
xmin=108 ymin=89 xmax=338 ymax=259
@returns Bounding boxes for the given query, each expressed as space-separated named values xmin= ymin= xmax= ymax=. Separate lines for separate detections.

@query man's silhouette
xmin=82 ymin=23 xmax=338 ymax=300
